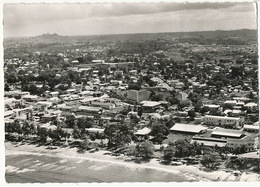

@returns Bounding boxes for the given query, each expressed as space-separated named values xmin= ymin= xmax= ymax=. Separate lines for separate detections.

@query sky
xmin=3 ymin=2 xmax=257 ymax=37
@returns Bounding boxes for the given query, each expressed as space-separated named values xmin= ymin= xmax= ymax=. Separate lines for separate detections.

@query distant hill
xmin=4 ymin=29 xmax=257 ymax=45
xmin=32 ymin=33 xmax=77 ymax=43
xmin=73 ymin=29 xmax=257 ymax=43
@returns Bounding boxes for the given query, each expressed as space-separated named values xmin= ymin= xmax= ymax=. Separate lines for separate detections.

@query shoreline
xmin=5 ymin=142 xmax=260 ymax=182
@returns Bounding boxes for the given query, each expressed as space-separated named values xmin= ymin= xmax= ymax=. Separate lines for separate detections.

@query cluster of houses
xmin=4 ymin=40 xmax=259 ymax=155
xmin=4 ymin=80 xmax=259 ymax=153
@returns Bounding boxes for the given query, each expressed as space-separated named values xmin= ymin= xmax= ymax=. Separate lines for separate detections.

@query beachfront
xmin=5 ymin=141 xmax=260 ymax=182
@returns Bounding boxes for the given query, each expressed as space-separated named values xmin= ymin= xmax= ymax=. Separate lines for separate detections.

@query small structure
xmin=134 ymin=127 xmax=151 ymax=141
xmin=35 ymin=101 xmax=52 ymax=112
xmin=22 ymin=95 xmax=39 ymax=102
xmin=86 ymin=128 xmax=105 ymax=134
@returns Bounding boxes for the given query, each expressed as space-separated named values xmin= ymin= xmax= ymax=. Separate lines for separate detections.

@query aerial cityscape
xmin=3 ymin=2 xmax=260 ymax=182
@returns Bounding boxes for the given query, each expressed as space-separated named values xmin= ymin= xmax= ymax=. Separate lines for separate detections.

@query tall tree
xmin=134 ymin=141 xmax=154 ymax=159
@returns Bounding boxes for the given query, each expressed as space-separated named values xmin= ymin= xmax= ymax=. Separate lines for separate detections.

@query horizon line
xmin=4 ymin=28 xmax=257 ymax=39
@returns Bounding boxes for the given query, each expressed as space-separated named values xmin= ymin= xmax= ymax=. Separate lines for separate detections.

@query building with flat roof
xmin=140 ymin=101 xmax=161 ymax=113
xmin=203 ymin=115 xmax=243 ymax=128
xmin=127 ymin=90 xmax=151 ymax=103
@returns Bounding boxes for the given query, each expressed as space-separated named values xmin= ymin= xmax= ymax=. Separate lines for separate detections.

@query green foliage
xmin=65 ymin=115 xmax=76 ymax=128
xmin=72 ymin=125 xmax=81 ymax=140
xmin=232 ymin=145 xmax=247 ymax=155
xmin=178 ymin=100 xmax=190 ymax=109
xmin=188 ymin=110 xmax=196 ymax=119
xmin=21 ymin=121 xmax=31 ymax=137
xmin=200 ymin=152 xmax=222 ymax=170
xmin=36 ymin=126 xmax=49 ymax=142
xmin=150 ymin=93 xmax=163 ymax=102
xmin=134 ymin=141 xmax=154 ymax=159
xmin=104 ymin=123 xmax=133 ymax=147
xmin=163 ymin=144 xmax=175 ymax=162
xmin=150 ymin=123 xmax=169 ymax=144
xmin=128 ymin=83 xmax=141 ymax=90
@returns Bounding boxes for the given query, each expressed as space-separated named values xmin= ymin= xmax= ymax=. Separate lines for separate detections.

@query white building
xmin=203 ymin=115 xmax=243 ymax=128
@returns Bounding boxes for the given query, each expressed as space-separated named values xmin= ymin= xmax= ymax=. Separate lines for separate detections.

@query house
xmin=39 ymin=123 xmax=57 ymax=130
xmin=71 ymin=60 xmax=79 ymax=64
xmin=66 ymin=89 xmax=77 ymax=94
xmin=203 ymin=115 xmax=243 ymax=128
xmin=92 ymin=60 xmax=105 ymax=64
xmin=232 ymin=97 xmax=250 ymax=102
xmin=90 ymin=101 xmax=115 ymax=110
xmin=243 ymin=124 xmax=259 ymax=133
xmin=48 ymin=97 xmax=61 ymax=104
xmin=244 ymin=102 xmax=258 ymax=110
xmin=224 ymin=100 xmax=237 ymax=106
xmin=176 ymin=111 xmax=188 ymax=118
xmin=203 ymin=104 xmax=220 ymax=111
xmin=175 ymin=82 xmax=185 ymax=89
xmin=224 ymin=109 xmax=243 ymax=117
xmin=35 ymin=101 xmax=52 ymax=112
xmin=4 ymin=98 xmax=21 ymax=109
xmin=77 ymin=106 xmax=103 ymax=116
xmin=22 ymin=95 xmax=39 ymax=102
xmin=176 ymin=91 xmax=188 ymax=101
xmin=5 ymin=111 xmax=14 ymax=118
xmin=49 ymin=91 xmax=59 ymax=97
xmin=170 ymin=123 xmax=208 ymax=134
xmin=140 ymin=101 xmax=161 ymax=113
xmin=80 ymin=97 xmax=100 ymax=105
xmin=134 ymin=127 xmax=151 ymax=141
xmin=79 ymin=91 xmax=95 ymax=97
xmin=40 ymin=114 xmax=57 ymax=123
xmin=86 ymin=128 xmax=105 ymax=135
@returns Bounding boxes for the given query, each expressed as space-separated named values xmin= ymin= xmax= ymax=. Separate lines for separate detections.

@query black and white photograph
xmin=2 ymin=0 xmax=259 ymax=183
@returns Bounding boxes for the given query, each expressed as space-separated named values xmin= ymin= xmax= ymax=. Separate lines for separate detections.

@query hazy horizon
xmin=4 ymin=3 xmax=257 ymax=38
xmin=3 ymin=28 xmax=258 ymax=39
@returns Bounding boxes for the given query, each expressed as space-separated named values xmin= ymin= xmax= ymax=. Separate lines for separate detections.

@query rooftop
xmin=134 ymin=127 xmax=151 ymax=135
xmin=211 ymin=127 xmax=244 ymax=138
xmin=170 ymin=123 xmax=208 ymax=133
xmin=141 ymin=101 xmax=161 ymax=107
xmin=204 ymin=115 xmax=240 ymax=120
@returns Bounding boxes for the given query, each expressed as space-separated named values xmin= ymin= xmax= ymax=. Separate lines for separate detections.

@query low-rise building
xmin=203 ymin=115 xmax=243 ymax=128
xmin=243 ymin=124 xmax=259 ymax=133
xmin=170 ymin=123 xmax=208 ymax=134
xmin=119 ymin=90 xmax=151 ymax=103
xmin=22 ymin=95 xmax=39 ymax=102
xmin=140 ymin=101 xmax=161 ymax=113
xmin=211 ymin=127 xmax=245 ymax=139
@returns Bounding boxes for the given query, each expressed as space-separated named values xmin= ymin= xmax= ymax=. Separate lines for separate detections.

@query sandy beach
xmin=5 ymin=142 xmax=260 ymax=182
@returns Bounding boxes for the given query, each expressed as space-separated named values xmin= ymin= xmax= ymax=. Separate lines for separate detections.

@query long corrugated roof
xmin=170 ymin=123 xmax=208 ymax=133
xmin=212 ymin=128 xmax=243 ymax=137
